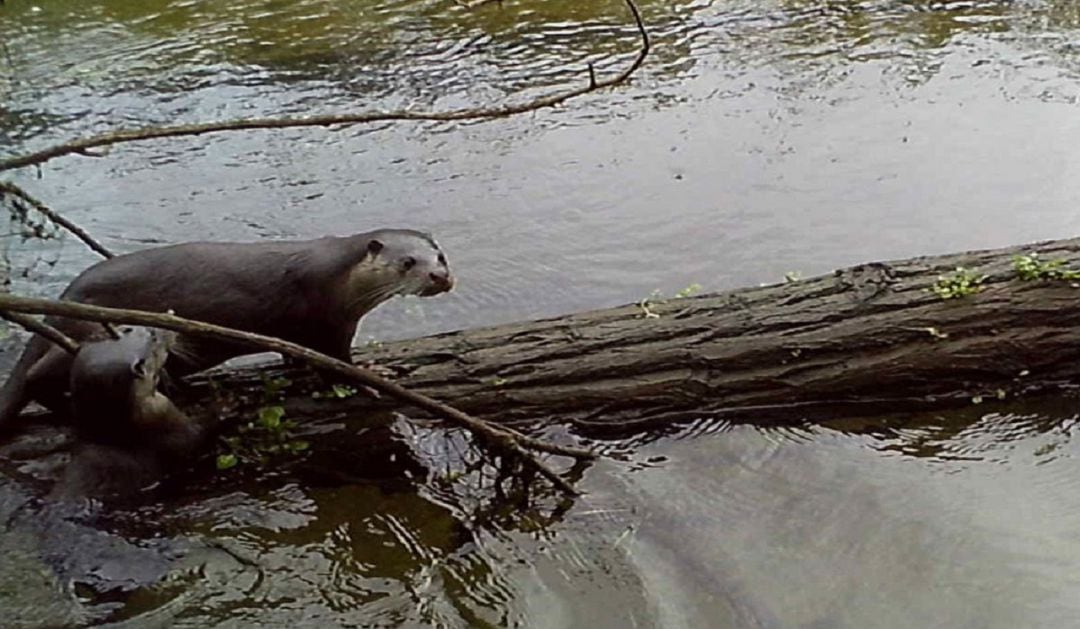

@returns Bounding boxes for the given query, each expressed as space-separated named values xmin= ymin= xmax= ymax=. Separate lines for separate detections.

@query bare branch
xmin=453 ymin=0 xmax=504 ymax=8
xmin=0 ymin=311 xmax=79 ymax=355
xmin=0 ymin=293 xmax=596 ymax=494
xmin=0 ymin=0 xmax=648 ymax=173
xmin=0 ymin=182 xmax=114 ymax=258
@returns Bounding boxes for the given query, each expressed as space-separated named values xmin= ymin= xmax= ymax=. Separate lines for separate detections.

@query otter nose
xmin=429 ymin=271 xmax=454 ymax=292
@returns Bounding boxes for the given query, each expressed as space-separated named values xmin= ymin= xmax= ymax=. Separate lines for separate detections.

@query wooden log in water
xmin=176 ymin=236 xmax=1080 ymax=435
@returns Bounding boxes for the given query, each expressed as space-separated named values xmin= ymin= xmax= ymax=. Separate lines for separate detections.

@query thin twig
xmin=0 ymin=180 xmax=120 ymax=339
xmin=0 ymin=311 xmax=79 ymax=355
xmin=0 ymin=293 xmax=595 ymax=494
xmin=453 ymin=0 xmax=503 ymax=8
xmin=0 ymin=0 xmax=648 ymax=173
xmin=0 ymin=182 xmax=114 ymax=258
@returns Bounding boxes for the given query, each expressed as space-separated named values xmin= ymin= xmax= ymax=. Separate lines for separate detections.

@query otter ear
xmin=131 ymin=359 xmax=147 ymax=379
xmin=367 ymin=239 xmax=384 ymax=256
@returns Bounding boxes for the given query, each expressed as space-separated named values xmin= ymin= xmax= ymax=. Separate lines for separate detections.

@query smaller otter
xmin=68 ymin=326 xmax=195 ymax=449
xmin=50 ymin=326 xmax=207 ymax=502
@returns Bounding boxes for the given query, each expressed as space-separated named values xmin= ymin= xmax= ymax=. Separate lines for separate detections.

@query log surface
xmin=178 ymin=237 xmax=1080 ymax=433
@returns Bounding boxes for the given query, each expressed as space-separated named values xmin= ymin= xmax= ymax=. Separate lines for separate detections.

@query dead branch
xmin=453 ymin=0 xmax=504 ymax=8
xmin=0 ymin=312 xmax=78 ymax=355
xmin=0 ymin=0 xmax=648 ymax=173
xmin=0 ymin=182 xmax=114 ymax=258
xmin=0 ymin=293 xmax=596 ymax=495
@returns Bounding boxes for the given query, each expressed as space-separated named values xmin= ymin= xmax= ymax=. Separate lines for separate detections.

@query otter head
xmin=127 ymin=327 xmax=176 ymax=394
xmin=344 ymin=229 xmax=455 ymax=317
xmin=70 ymin=326 xmax=178 ymax=431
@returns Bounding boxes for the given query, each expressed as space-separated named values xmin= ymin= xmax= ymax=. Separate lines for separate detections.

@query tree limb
xmin=0 ymin=311 xmax=79 ymax=355
xmin=0 ymin=182 xmax=114 ymax=258
xmin=0 ymin=293 xmax=596 ymax=495
xmin=0 ymin=0 xmax=648 ymax=173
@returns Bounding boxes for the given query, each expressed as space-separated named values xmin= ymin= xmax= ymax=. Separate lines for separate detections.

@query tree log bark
xmin=175 ymin=237 xmax=1080 ymax=435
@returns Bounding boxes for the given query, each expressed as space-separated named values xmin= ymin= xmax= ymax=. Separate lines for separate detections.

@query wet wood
xmin=178 ymin=236 xmax=1080 ymax=435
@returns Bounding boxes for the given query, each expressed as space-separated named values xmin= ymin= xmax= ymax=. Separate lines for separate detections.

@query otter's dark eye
xmin=437 ymin=253 xmax=446 ymax=266
xmin=402 ymin=256 xmax=417 ymax=271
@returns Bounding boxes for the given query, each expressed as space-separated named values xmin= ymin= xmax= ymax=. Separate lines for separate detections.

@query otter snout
xmin=423 ymin=270 xmax=454 ymax=296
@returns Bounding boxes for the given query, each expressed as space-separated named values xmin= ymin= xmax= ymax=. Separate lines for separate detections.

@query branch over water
xmin=0 ymin=0 xmax=649 ymax=173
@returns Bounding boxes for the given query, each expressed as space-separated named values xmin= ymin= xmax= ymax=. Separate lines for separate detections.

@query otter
xmin=50 ymin=326 xmax=203 ymax=501
xmin=67 ymin=326 xmax=191 ymax=449
xmin=0 ymin=228 xmax=454 ymax=432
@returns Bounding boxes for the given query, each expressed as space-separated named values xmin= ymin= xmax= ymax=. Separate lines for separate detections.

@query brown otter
xmin=50 ymin=326 xmax=203 ymax=501
xmin=68 ymin=326 xmax=191 ymax=448
xmin=0 ymin=228 xmax=454 ymax=432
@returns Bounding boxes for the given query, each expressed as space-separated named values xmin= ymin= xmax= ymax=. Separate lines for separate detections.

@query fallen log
xmin=4 ymin=235 xmax=1079 ymax=496
xmin=172 ymin=236 xmax=1080 ymax=435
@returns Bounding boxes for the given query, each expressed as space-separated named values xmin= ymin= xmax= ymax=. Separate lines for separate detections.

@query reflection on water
xmin=9 ymin=403 xmax=1080 ymax=627
xmin=5 ymin=0 xmax=1080 ymax=626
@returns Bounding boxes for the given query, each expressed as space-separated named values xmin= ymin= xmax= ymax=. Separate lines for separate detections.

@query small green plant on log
xmin=638 ymin=283 xmax=702 ymax=318
xmin=1012 ymin=253 xmax=1080 ymax=281
xmin=312 ymin=383 xmax=357 ymax=399
xmin=674 ymin=283 xmax=702 ymax=298
xmin=216 ymin=376 xmax=310 ymax=470
xmin=931 ymin=267 xmax=985 ymax=300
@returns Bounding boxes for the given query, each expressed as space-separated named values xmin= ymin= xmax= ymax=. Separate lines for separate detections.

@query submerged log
xmin=175 ymin=236 xmax=1080 ymax=435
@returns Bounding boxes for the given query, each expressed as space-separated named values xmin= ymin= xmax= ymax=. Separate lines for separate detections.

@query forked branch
xmin=0 ymin=181 xmax=115 ymax=258
xmin=0 ymin=0 xmax=648 ymax=173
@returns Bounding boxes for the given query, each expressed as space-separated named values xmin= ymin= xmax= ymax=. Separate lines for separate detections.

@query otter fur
xmin=50 ymin=326 xmax=203 ymax=501
xmin=68 ymin=326 xmax=190 ymax=449
xmin=0 ymin=228 xmax=454 ymax=432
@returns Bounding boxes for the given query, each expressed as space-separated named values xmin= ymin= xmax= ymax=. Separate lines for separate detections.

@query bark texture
xmin=178 ymin=237 xmax=1080 ymax=435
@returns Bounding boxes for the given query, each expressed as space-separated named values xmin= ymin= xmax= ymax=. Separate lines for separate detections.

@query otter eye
xmin=437 ymin=253 xmax=446 ymax=266
xmin=402 ymin=256 xmax=417 ymax=271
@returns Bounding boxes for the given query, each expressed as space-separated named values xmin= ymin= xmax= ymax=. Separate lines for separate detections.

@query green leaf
xmin=674 ymin=283 xmax=702 ymax=299
xmin=1012 ymin=253 xmax=1080 ymax=281
xmin=257 ymin=405 xmax=285 ymax=429
xmin=216 ymin=454 xmax=238 ymax=470
xmin=331 ymin=384 xmax=357 ymax=398
xmin=930 ymin=267 xmax=985 ymax=300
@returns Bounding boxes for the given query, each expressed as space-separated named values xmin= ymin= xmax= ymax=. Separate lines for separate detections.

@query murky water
xmin=4 ymin=0 xmax=1080 ymax=626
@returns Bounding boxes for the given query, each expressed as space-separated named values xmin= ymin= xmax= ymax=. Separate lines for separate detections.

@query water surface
xmin=3 ymin=0 xmax=1080 ymax=626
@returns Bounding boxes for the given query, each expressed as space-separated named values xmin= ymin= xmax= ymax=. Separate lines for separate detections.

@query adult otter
xmin=0 ymin=228 xmax=454 ymax=432
xmin=50 ymin=326 xmax=203 ymax=501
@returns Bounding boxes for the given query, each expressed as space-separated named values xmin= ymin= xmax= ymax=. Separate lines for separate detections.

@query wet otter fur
xmin=49 ymin=326 xmax=204 ymax=501
xmin=67 ymin=326 xmax=190 ymax=449
xmin=0 ymin=228 xmax=454 ymax=433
